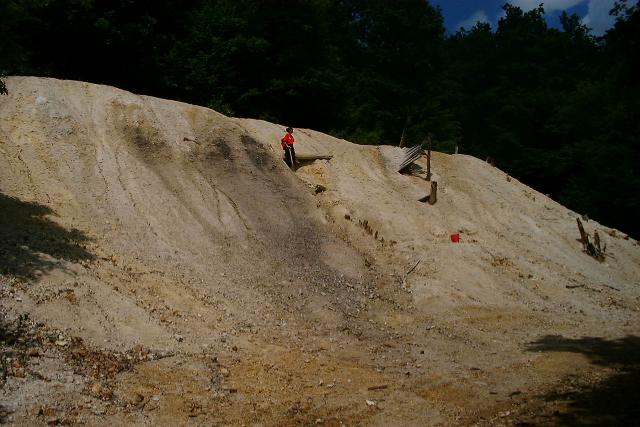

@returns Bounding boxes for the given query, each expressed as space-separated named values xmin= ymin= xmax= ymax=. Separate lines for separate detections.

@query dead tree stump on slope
xmin=594 ymin=230 xmax=602 ymax=250
xmin=428 ymin=181 xmax=437 ymax=205
xmin=576 ymin=218 xmax=606 ymax=261
xmin=418 ymin=181 xmax=438 ymax=204
xmin=577 ymin=217 xmax=589 ymax=250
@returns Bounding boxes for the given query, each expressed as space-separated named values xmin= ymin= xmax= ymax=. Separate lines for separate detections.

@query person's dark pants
xmin=283 ymin=145 xmax=296 ymax=168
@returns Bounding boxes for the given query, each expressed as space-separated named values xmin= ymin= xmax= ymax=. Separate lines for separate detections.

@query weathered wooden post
xmin=428 ymin=181 xmax=437 ymax=205
xmin=426 ymin=134 xmax=432 ymax=181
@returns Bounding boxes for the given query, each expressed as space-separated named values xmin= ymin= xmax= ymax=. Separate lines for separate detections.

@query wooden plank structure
xmin=398 ymin=143 xmax=426 ymax=172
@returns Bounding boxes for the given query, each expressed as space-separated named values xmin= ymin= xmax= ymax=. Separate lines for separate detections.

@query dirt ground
xmin=1 ymin=77 xmax=639 ymax=426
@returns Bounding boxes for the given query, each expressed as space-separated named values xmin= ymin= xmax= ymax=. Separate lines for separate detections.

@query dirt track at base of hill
xmin=1 ymin=77 xmax=639 ymax=426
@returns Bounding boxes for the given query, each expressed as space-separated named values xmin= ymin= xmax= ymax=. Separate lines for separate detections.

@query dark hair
xmin=286 ymin=127 xmax=293 ymax=133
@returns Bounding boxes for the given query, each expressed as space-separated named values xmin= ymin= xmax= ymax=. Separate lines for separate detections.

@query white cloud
xmin=506 ymin=0 xmax=617 ymax=35
xmin=511 ymin=0 xmax=586 ymax=11
xmin=455 ymin=10 xmax=490 ymax=30
xmin=582 ymin=0 xmax=617 ymax=35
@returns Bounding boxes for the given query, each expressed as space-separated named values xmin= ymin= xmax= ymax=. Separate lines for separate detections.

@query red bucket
xmin=450 ymin=233 xmax=460 ymax=243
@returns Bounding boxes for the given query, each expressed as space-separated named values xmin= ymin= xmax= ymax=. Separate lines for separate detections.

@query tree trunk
xmin=399 ymin=115 xmax=411 ymax=148
xmin=426 ymin=135 xmax=432 ymax=181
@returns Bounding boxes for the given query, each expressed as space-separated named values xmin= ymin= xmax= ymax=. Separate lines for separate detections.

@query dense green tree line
xmin=443 ymin=3 xmax=640 ymax=239
xmin=1 ymin=0 xmax=638 ymax=238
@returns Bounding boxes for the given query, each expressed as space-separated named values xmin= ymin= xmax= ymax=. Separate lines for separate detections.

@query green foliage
xmin=442 ymin=2 xmax=640 ymax=237
xmin=339 ymin=0 xmax=446 ymax=145
xmin=161 ymin=0 xmax=353 ymax=130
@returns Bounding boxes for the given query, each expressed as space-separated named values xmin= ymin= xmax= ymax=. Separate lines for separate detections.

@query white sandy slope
xmin=0 ymin=76 xmax=639 ymax=425
xmin=241 ymin=116 xmax=640 ymax=317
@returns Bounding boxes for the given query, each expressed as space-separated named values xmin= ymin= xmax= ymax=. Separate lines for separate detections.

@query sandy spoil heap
xmin=0 ymin=77 xmax=639 ymax=425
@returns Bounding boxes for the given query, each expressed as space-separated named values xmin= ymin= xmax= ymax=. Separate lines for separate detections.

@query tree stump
xmin=428 ymin=181 xmax=437 ymax=205
xmin=577 ymin=217 xmax=589 ymax=252
xmin=576 ymin=218 xmax=606 ymax=261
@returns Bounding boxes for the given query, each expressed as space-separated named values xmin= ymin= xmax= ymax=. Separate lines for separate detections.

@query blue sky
xmin=433 ymin=0 xmax=618 ymax=35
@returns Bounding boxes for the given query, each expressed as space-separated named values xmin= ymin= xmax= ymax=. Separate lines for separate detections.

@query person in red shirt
xmin=281 ymin=127 xmax=296 ymax=168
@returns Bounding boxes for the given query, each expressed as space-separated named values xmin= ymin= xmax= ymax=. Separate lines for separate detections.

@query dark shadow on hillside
xmin=525 ymin=335 xmax=640 ymax=426
xmin=0 ymin=193 xmax=94 ymax=280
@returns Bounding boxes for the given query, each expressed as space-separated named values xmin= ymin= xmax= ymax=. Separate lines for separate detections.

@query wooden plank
xmin=296 ymin=154 xmax=333 ymax=161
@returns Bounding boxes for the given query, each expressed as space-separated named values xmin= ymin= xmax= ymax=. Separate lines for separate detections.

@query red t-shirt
xmin=281 ymin=132 xmax=294 ymax=149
